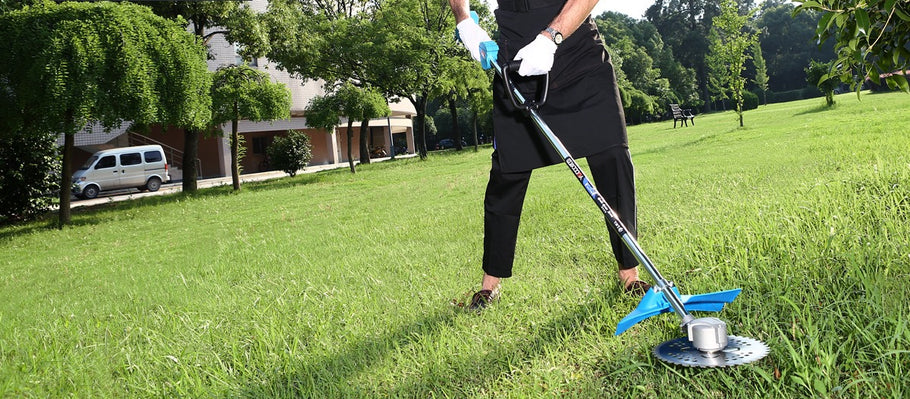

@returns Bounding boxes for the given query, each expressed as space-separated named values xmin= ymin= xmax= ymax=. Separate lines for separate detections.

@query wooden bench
xmin=670 ymin=104 xmax=695 ymax=128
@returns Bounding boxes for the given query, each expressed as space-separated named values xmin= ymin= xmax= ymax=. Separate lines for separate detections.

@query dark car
xmin=436 ymin=138 xmax=467 ymax=150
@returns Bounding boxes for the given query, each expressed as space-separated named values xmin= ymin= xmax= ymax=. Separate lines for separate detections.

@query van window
xmin=79 ymin=155 xmax=99 ymax=170
xmin=121 ymin=153 xmax=142 ymax=166
xmin=144 ymin=151 xmax=163 ymax=163
xmin=95 ymin=155 xmax=116 ymax=170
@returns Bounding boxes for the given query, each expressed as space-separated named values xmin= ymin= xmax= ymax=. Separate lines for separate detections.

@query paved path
xmin=70 ymin=155 xmax=414 ymax=209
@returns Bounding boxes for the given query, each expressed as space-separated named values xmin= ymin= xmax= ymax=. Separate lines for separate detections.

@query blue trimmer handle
xmin=454 ymin=11 xmax=499 ymax=71
xmin=480 ymin=41 xmax=498 ymax=70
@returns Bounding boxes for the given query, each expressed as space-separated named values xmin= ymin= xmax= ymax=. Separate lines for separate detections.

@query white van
xmin=72 ymin=145 xmax=170 ymax=199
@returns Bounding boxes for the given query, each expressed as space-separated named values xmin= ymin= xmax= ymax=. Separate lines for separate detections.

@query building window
xmin=252 ymin=137 xmax=269 ymax=154
xmin=234 ymin=43 xmax=259 ymax=67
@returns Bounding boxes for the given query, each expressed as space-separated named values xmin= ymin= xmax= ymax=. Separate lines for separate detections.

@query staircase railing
xmin=128 ymin=132 xmax=203 ymax=178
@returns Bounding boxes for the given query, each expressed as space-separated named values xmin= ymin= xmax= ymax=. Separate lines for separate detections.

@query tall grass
xmin=1 ymin=92 xmax=908 ymax=397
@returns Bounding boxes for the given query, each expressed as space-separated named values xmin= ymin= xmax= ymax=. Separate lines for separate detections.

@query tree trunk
xmin=359 ymin=118 xmax=371 ymax=164
xmin=346 ymin=120 xmax=356 ymax=173
xmin=58 ymin=132 xmax=73 ymax=227
xmin=448 ymin=96 xmax=462 ymax=151
xmin=182 ymin=128 xmax=199 ymax=192
xmin=415 ymin=95 xmax=428 ymax=160
xmin=472 ymin=110 xmax=479 ymax=152
xmin=231 ymin=111 xmax=241 ymax=191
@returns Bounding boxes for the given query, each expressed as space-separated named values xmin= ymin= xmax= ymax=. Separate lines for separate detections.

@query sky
xmin=592 ymin=0 xmax=654 ymax=19
xmin=479 ymin=0 xmax=656 ymax=20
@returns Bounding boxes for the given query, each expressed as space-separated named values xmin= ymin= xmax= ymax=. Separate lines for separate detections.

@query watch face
xmin=546 ymin=27 xmax=563 ymax=45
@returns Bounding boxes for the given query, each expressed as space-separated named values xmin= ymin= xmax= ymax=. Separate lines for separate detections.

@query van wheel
xmin=146 ymin=177 xmax=162 ymax=192
xmin=82 ymin=185 xmax=100 ymax=199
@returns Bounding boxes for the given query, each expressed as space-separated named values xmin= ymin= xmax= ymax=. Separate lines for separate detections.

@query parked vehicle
xmin=72 ymin=145 xmax=170 ymax=199
xmin=436 ymin=138 xmax=467 ymax=150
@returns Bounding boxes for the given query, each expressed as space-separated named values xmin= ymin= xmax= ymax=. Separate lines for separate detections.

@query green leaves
xmin=795 ymin=0 xmax=910 ymax=93
xmin=854 ymin=8 xmax=870 ymax=35
xmin=0 ymin=1 xmax=212 ymax=134
xmin=707 ymin=0 xmax=758 ymax=125
xmin=210 ymin=64 xmax=291 ymax=126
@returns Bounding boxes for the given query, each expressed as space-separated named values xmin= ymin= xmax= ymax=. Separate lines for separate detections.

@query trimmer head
xmin=616 ymin=288 xmax=770 ymax=367
xmin=653 ymin=317 xmax=769 ymax=367
xmin=654 ymin=335 xmax=770 ymax=368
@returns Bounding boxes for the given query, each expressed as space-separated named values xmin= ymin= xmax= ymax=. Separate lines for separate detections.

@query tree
xmin=752 ymin=41 xmax=770 ymax=104
xmin=210 ymin=65 xmax=291 ymax=191
xmin=466 ymin=74 xmax=494 ymax=151
xmin=264 ymin=0 xmax=488 ymax=160
xmin=305 ymin=82 xmax=389 ymax=173
xmin=0 ymin=2 xmax=210 ymax=226
xmin=794 ymin=0 xmax=910 ymax=93
xmin=646 ymin=0 xmax=722 ymax=111
xmin=708 ymin=0 xmax=759 ymax=127
xmin=595 ymin=11 xmax=701 ymax=117
xmin=263 ymin=0 xmax=379 ymax=166
xmin=755 ymin=2 xmax=835 ymax=92
xmin=371 ymin=0 xmax=488 ymax=159
xmin=0 ymin=131 xmax=59 ymax=223
xmin=806 ymin=59 xmax=840 ymax=105
xmin=139 ymin=0 xmax=267 ymax=192
xmin=267 ymin=130 xmax=312 ymax=177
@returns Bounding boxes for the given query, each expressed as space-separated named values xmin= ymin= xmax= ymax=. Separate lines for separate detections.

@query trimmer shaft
xmin=653 ymin=335 xmax=769 ymax=368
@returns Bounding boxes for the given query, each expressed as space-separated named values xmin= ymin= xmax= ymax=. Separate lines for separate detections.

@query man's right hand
xmin=456 ymin=18 xmax=492 ymax=62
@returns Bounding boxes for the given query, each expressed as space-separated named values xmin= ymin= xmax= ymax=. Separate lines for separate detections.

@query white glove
xmin=456 ymin=18 xmax=492 ymax=62
xmin=514 ymin=34 xmax=557 ymax=76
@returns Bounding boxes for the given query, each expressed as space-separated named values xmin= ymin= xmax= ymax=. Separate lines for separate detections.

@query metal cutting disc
xmin=653 ymin=335 xmax=769 ymax=368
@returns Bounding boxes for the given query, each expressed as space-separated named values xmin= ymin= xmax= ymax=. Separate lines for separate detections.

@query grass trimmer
xmin=477 ymin=40 xmax=769 ymax=368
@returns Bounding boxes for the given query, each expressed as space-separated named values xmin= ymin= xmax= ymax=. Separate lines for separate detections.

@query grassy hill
xmin=1 ymin=92 xmax=908 ymax=397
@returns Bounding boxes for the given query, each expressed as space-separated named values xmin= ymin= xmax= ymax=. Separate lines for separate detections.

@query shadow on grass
xmin=234 ymin=289 xmax=640 ymax=397
xmin=793 ymin=103 xmax=837 ymax=116
xmin=635 ymin=130 xmax=727 ymax=158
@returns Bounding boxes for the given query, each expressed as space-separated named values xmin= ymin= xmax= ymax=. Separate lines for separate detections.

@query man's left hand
xmin=513 ymin=34 xmax=557 ymax=76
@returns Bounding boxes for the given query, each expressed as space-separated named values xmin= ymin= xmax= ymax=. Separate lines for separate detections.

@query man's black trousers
xmin=482 ymin=145 xmax=639 ymax=278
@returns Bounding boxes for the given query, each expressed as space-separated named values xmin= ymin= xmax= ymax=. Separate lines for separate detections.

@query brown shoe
xmin=624 ymin=280 xmax=652 ymax=296
xmin=468 ymin=289 xmax=498 ymax=311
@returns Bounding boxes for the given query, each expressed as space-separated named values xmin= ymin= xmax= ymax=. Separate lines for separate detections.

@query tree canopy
xmin=595 ymin=11 xmax=699 ymax=119
xmin=0 ymin=1 xmax=211 ymax=225
xmin=795 ymin=0 xmax=910 ymax=93
xmin=755 ymin=1 xmax=835 ymax=92
xmin=305 ymin=82 xmax=389 ymax=173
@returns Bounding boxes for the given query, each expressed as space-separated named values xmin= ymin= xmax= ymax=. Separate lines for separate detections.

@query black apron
xmin=492 ymin=3 xmax=628 ymax=173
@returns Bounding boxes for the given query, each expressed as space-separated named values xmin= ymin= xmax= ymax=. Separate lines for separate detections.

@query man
xmin=451 ymin=0 xmax=650 ymax=309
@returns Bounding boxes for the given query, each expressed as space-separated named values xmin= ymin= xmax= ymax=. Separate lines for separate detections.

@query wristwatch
xmin=544 ymin=27 xmax=563 ymax=45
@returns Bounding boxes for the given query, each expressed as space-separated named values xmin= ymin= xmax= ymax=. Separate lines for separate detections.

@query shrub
xmin=742 ymin=90 xmax=759 ymax=110
xmin=267 ymin=130 xmax=312 ymax=177
xmin=769 ymin=89 xmax=805 ymax=103
xmin=800 ymin=85 xmax=823 ymax=99
xmin=0 ymin=132 xmax=61 ymax=224
xmin=624 ymin=88 xmax=657 ymax=124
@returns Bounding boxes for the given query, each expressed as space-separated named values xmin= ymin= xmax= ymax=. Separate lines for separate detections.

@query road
xmin=69 ymin=156 xmax=410 ymax=209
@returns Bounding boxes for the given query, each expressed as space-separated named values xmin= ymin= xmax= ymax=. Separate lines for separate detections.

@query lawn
xmin=1 ymin=92 xmax=908 ymax=398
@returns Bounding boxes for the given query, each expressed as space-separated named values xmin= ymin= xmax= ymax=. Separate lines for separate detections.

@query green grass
xmin=2 ymin=92 xmax=909 ymax=398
